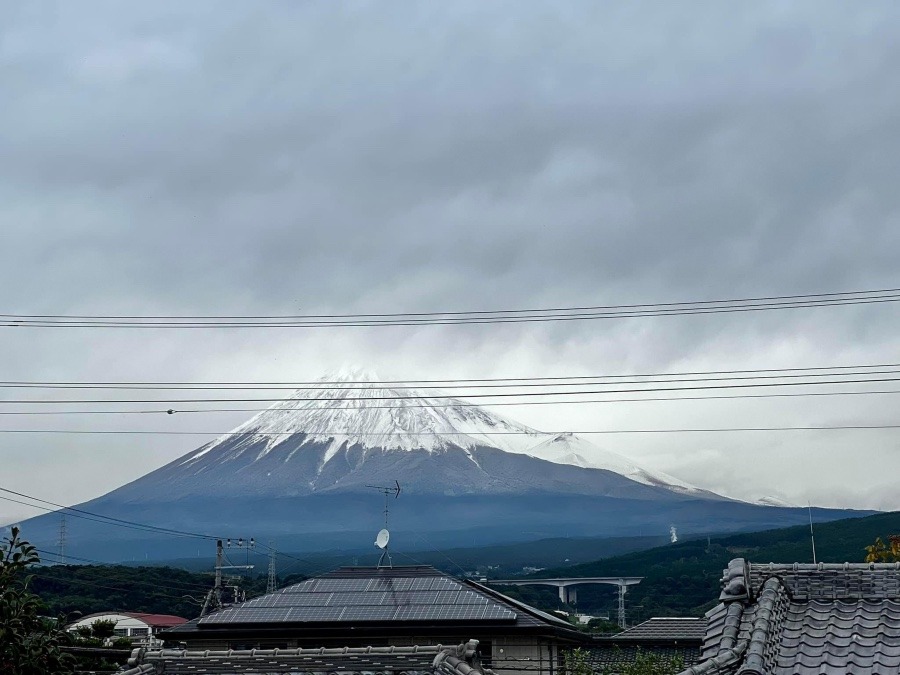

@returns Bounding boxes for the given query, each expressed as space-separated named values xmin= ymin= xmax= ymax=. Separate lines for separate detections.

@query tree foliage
xmin=865 ymin=535 xmax=900 ymax=563
xmin=88 ymin=618 xmax=116 ymax=640
xmin=563 ymin=647 xmax=684 ymax=675
xmin=0 ymin=526 xmax=76 ymax=674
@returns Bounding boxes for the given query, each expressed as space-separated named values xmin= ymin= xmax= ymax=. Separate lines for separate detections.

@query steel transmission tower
xmin=266 ymin=542 xmax=277 ymax=594
xmin=57 ymin=514 xmax=67 ymax=565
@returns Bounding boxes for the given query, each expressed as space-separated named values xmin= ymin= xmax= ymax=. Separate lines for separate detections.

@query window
xmin=131 ymin=628 xmax=149 ymax=636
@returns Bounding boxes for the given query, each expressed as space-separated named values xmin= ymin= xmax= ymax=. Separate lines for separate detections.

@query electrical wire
xmin=0 ymin=424 xmax=897 ymax=435
xmin=0 ymin=487 xmax=220 ymax=541
xmin=4 ymin=360 xmax=900 ymax=387
xmin=4 ymin=374 xmax=900 ymax=404
xmin=2 ymin=388 xmax=899 ymax=416
xmin=4 ymin=364 xmax=900 ymax=390
xmin=0 ymin=486 xmax=348 ymax=574
xmin=7 ymin=287 xmax=899 ymax=320
xmin=2 ymin=288 xmax=898 ymax=328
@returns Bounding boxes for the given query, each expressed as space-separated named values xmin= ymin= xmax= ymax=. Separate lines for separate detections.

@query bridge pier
xmin=488 ymin=576 xmax=642 ymax=630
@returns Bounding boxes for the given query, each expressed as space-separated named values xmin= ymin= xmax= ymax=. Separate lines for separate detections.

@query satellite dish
xmin=375 ymin=528 xmax=390 ymax=549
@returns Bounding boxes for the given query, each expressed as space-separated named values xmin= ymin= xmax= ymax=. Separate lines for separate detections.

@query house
xmin=587 ymin=617 xmax=705 ymax=671
xmin=677 ymin=558 xmax=900 ymax=674
xmin=160 ymin=565 xmax=585 ymax=674
xmin=67 ymin=612 xmax=188 ymax=647
xmin=120 ymin=639 xmax=492 ymax=675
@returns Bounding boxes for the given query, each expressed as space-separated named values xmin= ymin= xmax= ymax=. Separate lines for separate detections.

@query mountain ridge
xmin=171 ymin=367 xmax=709 ymax=497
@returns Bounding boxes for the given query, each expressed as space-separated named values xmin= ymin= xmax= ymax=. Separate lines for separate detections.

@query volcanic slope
xmin=117 ymin=368 xmax=708 ymax=500
xmin=15 ymin=369 xmax=871 ymax=559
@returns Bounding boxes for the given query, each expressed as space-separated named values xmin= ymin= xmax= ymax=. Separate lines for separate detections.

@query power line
xmin=0 ymin=486 xmax=337 ymax=574
xmin=1 ymin=388 xmax=899 ymax=416
xmin=0 ymin=424 xmax=897 ymax=435
xmin=3 ymin=360 xmax=899 ymax=387
xmin=0 ymin=368 xmax=900 ymax=402
xmin=0 ymin=486 xmax=219 ymax=541
xmin=7 ymin=287 xmax=899 ymax=320
xmin=2 ymin=288 xmax=898 ymax=327
xmin=4 ymin=366 xmax=900 ymax=391
xmin=4 ymin=375 xmax=900 ymax=404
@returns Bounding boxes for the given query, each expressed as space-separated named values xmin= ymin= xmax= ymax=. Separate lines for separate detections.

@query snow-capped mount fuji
xmin=171 ymin=367 xmax=704 ymax=497
xmin=16 ymin=368 xmax=871 ymax=560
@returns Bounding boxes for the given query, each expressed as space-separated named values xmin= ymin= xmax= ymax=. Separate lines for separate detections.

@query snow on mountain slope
xmin=756 ymin=495 xmax=799 ymax=507
xmin=179 ymin=367 xmax=703 ymax=494
xmin=181 ymin=368 xmax=543 ymax=466
xmin=523 ymin=432 xmax=703 ymax=493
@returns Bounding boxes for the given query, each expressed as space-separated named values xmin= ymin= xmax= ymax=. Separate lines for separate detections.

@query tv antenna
xmin=366 ymin=481 xmax=400 ymax=568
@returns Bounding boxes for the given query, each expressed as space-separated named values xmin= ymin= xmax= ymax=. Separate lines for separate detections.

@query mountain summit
xmin=173 ymin=368 xmax=701 ymax=497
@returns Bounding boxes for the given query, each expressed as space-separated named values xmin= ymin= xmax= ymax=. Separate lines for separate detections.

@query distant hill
xmin=491 ymin=511 xmax=900 ymax=623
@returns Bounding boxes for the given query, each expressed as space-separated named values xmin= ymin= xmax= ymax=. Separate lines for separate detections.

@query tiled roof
xmin=122 ymin=613 xmax=188 ymax=628
xmin=120 ymin=640 xmax=492 ymax=675
xmin=680 ymin=558 xmax=900 ymax=675
xmin=613 ymin=617 xmax=707 ymax=642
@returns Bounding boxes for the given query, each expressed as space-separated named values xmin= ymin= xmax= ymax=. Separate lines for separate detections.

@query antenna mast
xmin=808 ymin=503 xmax=817 ymax=564
xmin=366 ymin=481 xmax=401 ymax=569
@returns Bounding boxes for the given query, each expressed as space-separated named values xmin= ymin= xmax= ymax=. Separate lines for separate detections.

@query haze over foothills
xmin=2 ymin=1 xmax=899 ymax=524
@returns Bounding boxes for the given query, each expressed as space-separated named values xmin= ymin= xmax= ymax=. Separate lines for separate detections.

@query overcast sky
xmin=2 ymin=1 xmax=899 ymax=524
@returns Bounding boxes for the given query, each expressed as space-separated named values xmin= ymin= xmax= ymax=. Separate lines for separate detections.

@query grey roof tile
xmin=613 ymin=617 xmax=707 ymax=641
xmin=678 ymin=559 xmax=900 ymax=675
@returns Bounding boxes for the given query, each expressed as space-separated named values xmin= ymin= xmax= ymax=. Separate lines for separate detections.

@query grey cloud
xmin=1 ymin=1 xmax=899 ymax=519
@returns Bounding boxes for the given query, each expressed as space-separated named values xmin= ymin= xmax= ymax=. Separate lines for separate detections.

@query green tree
xmin=0 ymin=526 xmax=76 ymax=674
xmin=89 ymin=618 xmax=116 ymax=640
xmin=617 ymin=649 xmax=684 ymax=675
xmin=565 ymin=646 xmax=684 ymax=675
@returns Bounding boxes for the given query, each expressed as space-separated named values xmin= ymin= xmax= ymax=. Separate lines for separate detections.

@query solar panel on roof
xmin=201 ymin=607 xmax=293 ymax=624
xmin=280 ymin=579 xmax=317 ymax=594
xmin=312 ymin=578 xmax=373 ymax=592
xmin=287 ymin=607 xmax=348 ymax=622
xmin=198 ymin=568 xmax=518 ymax=625
xmin=245 ymin=592 xmax=334 ymax=608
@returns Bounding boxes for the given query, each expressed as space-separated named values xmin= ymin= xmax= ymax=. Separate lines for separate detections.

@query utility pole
xmin=57 ymin=514 xmax=67 ymax=565
xmin=266 ymin=541 xmax=277 ymax=594
xmin=201 ymin=538 xmax=255 ymax=616
xmin=201 ymin=540 xmax=225 ymax=616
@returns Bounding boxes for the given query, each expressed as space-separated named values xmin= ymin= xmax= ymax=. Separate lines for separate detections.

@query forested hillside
xmin=496 ymin=511 xmax=900 ymax=622
xmin=27 ymin=512 xmax=898 ymax=625
xmin=29 ymin=565 xmax=294 ymax=619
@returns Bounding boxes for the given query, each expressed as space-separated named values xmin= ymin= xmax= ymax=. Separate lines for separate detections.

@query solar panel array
xmin=199 ymin=569 xmax=517 ymax=625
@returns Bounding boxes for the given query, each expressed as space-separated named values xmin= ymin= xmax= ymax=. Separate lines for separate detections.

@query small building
xmin=677 ymin=558 xmax=900 ymax=674
xmin=161 ymin=565 xmax=585 ymax=674
xmin=68 ymin=612 xmax=188 ymax=647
